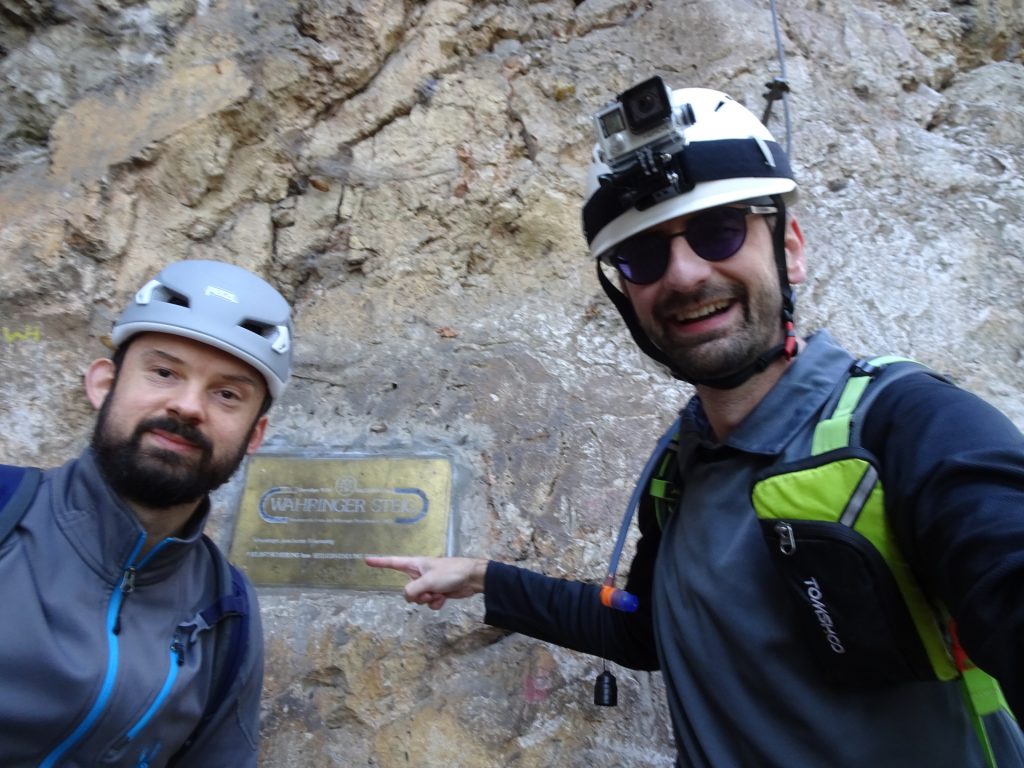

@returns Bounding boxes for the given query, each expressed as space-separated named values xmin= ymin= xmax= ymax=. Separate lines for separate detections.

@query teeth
xmin=673 ymin=300 xmax=730 ymax=322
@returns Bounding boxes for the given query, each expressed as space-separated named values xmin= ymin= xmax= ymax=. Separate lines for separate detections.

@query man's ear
xmin=784 ymin=216 xmax=807 ymax=285
xmin=85 ymin=358 xmax=116 ymax=411
xmin=246 ymin=415 xmax=269 ymax=455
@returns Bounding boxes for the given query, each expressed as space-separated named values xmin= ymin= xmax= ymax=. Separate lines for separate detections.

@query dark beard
xmin=91 ymin=399 xmax=251 ymax=509
xmin=647 ymin=283 xmax=782 ymax=384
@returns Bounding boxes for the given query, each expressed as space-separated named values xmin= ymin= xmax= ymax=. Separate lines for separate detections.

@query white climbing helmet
xmin=582 ymin=79 xmax=798 ymax=261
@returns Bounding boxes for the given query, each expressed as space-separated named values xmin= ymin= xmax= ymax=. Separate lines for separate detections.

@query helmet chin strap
xmin=598 ymin=195 xmax=798 ymax=390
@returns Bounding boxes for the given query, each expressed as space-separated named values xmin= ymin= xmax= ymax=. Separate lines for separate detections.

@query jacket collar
xmin=681 ymin=330 xmax=854 ymax=455
xmin=53 ymin=448 xmax=211 ymax=585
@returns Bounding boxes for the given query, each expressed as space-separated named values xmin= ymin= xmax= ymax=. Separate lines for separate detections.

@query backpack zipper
xmin=775 ymin=521 xmax=796 ymax=555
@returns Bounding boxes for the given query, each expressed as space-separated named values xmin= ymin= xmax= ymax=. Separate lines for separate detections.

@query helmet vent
xmin=240 ymin=319 xmax=272 ymax=338
xmin=150 ymin=283 xmax=190 ymax=308
xmin=165 ymin=293 xmax=189 ymax=308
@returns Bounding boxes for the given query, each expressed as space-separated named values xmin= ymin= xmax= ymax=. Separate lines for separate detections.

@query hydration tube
xmin=599 ymin=415 xmax=683 ymax=612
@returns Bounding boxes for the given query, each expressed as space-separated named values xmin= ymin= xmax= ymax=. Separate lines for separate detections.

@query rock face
xmin=1 ymin=1 xmax=1022 ymax=765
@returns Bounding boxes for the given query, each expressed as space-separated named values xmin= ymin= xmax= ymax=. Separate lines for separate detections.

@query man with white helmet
xmin=0 ymin=260 xmax=293 ymax=766
xmin=369 ymin=78 xmax=1024 ymax=766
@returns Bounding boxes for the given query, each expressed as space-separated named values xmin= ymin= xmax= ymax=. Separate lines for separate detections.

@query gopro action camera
xmin=593 ymin=76 xmax=693 ymax=171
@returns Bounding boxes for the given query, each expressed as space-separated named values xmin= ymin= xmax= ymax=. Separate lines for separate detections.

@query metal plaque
xmin=229 ymin=452 xmax=453 ymax=589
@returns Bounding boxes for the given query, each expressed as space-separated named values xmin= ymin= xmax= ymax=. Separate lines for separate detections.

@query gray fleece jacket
xmin=0 ymin=449 xmax=263 ymax=768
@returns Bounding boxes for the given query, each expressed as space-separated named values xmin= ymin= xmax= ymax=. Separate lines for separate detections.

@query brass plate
xmin=229 ymin=453 xmax=453 ymax=589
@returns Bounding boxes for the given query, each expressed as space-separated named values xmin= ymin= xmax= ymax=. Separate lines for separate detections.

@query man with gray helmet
xmin=369 ymin=78 xmax=1024 ymax=766
xmin=0 ymin=260 xmax=293 ymax=766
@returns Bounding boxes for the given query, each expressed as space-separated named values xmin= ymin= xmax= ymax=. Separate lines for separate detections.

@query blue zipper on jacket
xmin=124 ymin=644 xmax=180 ymax=741
xmin=39 ymin=534 xmax=172 ymax=767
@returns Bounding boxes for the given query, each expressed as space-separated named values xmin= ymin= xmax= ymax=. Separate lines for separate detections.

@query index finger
xmin=365 ymin=556 xmax=421 ymax=578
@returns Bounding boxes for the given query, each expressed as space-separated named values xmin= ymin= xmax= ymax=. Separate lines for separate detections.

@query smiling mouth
xmin=668 ymin=299 xmax=733 ymax=324
xmin=146 ymin=429 xmax=201 ymax=453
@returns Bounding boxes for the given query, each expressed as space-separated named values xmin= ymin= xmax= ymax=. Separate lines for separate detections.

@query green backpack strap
xmin=649 ymin=432 xmax=681 ymax=530
xmin=812 ymin=356 xmax=922 ymax=455
xmin=648 ymin=418 xmax=697 ymax=531
xmin=814 ymin=357 xmax=1012 ymax=768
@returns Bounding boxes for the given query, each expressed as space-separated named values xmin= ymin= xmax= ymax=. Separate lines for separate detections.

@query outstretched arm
xmin=367 ymin=549 xmax=659 ymax=671
xmin=365 ymin=556 xmax=488 ymax=610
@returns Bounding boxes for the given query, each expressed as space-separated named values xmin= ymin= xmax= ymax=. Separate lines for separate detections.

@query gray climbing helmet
xmin=111 ymin=260 xmax=293 ymax=399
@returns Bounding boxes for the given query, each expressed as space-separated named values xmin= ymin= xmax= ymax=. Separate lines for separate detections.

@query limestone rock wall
xmin=1 ymin=1 xmax=1022 ymax=765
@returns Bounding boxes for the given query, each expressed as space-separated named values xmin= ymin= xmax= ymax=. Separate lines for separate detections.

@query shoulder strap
xmin=168 ymin=537 xmax=250 ymax=763
xmin=649 ymin=428 xmax=682 ymax=530
xmin=812 ymin=356 xmax=941 ymax=455
xmin=647 ymin=414 xmax=697 ymax=531
xmin=814 ymin=358 xmax=1010 ymax=766
xmin=0 ymin=465 xmax=43 ymax=544
xmin=198 ymin=536 xmax=250 ymax=725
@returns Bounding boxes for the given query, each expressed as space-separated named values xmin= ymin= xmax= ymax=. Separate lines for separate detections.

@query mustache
xmin=133 ymin=416 xmax=212 ymax=454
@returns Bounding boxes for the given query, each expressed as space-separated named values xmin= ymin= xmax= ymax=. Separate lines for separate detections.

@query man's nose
xmin=658 ymin=234 xmax=714 ymax=290
xmin=166 ymin=384 xmax=205 ymax=421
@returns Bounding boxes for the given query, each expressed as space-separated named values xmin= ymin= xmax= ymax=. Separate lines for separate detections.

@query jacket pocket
xmin=752 ymin=448 xmax=954 ymax=687
xmin=760 ymin=517 xmax=933 ymax=685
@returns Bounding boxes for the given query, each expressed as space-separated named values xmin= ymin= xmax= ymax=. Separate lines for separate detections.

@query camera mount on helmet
xmin=592 ymin=76 xmax=698 ymax=212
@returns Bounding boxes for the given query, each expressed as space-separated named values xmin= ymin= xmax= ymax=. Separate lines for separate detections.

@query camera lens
xmin=621 ymin=77 xmax=671 ymax=133
xmin=631 ymin=92 xmax=660 ymax=120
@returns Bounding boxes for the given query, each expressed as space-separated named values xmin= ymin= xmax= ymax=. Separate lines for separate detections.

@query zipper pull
xmin=121 ymin=566 xmax=137 ymax=593
xmin=775 ymin=521 xmax=796 ymax=555
xmin=171 ymin=637 xmax=186 ymax=666
xmin=113 ymin=566 xmax=138 ymax=635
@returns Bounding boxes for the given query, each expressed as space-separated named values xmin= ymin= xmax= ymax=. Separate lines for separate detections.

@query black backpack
xmin=646 ymin=359 xmax=1012 ymax=768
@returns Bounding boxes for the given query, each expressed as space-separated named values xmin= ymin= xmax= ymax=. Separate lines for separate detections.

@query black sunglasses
xmin=603 ymin=205 xmax=777 ymax=285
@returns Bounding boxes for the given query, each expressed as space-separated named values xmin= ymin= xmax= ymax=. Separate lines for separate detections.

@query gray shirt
xmin=654 ymin=331 xmax=1023 ymax=766
xmin=485 ymin=330 xmax=1024 ymax=766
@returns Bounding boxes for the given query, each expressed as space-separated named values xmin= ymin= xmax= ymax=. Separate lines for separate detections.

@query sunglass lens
xmin=611 ymin=233 xmax=671 ymax=284
xmin=608 ymin=207 xmax=752 ymax=283
xmin=686 ymin=207 xmax=748 ymax=262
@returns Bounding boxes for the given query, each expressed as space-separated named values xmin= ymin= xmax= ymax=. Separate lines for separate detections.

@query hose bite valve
xmin=594 ymin=669 xmax=618 ymax=707
xmin=600 ymin=581 xmax=639 ymax=613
